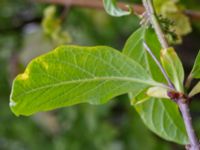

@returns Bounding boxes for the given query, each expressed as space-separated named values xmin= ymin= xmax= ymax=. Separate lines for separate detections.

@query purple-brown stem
xmin=36 ymin=0 xmax=200 ymax=21
xmin=178 ymin=100 xmax=199 ymax=150
xmin=142 ymin=0 xmax=199 ymax=149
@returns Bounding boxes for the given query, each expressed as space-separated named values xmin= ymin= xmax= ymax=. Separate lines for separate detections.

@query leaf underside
xmin=132 ymin=92 xmax=188 ymax=144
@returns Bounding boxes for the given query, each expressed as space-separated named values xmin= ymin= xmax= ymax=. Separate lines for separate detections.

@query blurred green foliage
xmin=42 ymin=5 xmax=71 ymax=45
xmin=1 ymin=0 xmax=200 ymax=150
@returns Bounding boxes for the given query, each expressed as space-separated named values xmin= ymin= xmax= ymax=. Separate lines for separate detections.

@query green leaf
xmin=191 ymin=50 xmax=200 ymax=78
xmin=189 ymin=82 xmax=200 ymax=97
xmin=131 ymin=92 xmax=188 ymax=145
xmin=10 ymin=45 xmax=161 ymax=116
xmin=123 ymin=27 xmax=188 ymax=144
xmin=103 ymin=0 xmax=131 ymax=17
xmin=161 ymin=47 xmax=184 ymax=92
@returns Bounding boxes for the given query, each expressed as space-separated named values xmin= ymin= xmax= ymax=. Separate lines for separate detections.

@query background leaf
xmin=42 ymin=5 xmax=71 ymax=45
xmin=103 ymin=0 xmax=131 ymax=17
xmin=123 ymin=27 xmax=188 ymax=144
xmin=10 ymin=45 xmax=160 ymax=116
xmin=191 ymin=50 xmax=200 ymax=78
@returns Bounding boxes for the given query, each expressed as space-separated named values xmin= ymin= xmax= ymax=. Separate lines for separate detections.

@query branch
xmin=35 ymin=0 xmax=200 ymax=21
xmin=178 ymin=100 xmax=200 ymax=150
xmin=35 ymin=0 xmax=144 ymax=14
xmin=185 ymin=10 xmax=200 ymax=21
xmin=142 ymin=0 xmax=168 ymax=49
xmin=143 ymin=0 xmax=199 ymax=149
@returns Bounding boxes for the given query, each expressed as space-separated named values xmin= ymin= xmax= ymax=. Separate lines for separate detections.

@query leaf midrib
xmin=13 ymin=76 xmax=159 ymax=99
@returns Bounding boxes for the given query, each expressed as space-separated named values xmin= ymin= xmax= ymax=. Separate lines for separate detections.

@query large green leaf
xmin=103 ymin=0 xmax=131 ymax=17
xmin=123 ymin=27 xmax=188 ymax=144
xmin=161 ymin=47 xmax=185 ymax=92
xmin=191 ymin=50 xmax=200 ymax=78
xmin=10 ymin=45 xmax=161 ymax=116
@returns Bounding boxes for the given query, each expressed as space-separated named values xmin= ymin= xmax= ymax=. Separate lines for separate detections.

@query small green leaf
xmin=147 ymin=86 xmax=169 ymax=99
xmin=103 ymin=0 xmax=131 ymax=17
xmin=161 ymin=47 xmax=184 ymax=92
xmin=10 ymin=45 xmax=161 ymax=116
xmin=189 ymin=82 xmax=200 ymax=97
xmin=191 ymin=50 xmax=200 ymax=78
xmin=123 ymin=27 xmax=188 ymax=144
